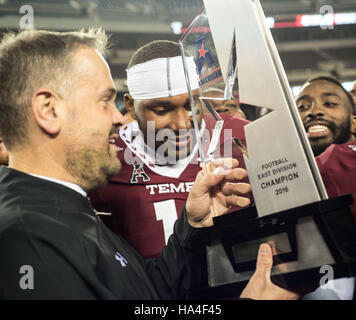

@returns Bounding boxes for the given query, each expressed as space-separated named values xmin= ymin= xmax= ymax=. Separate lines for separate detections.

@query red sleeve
xmin=316 ymin=142 xmax=356 ymax=218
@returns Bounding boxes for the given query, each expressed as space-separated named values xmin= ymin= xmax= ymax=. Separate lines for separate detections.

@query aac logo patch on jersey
xmin=130 ymin=164 xmax=151 ymax=184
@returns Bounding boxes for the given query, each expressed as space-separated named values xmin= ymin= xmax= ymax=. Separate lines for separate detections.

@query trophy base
xmin=192 ymin=195 xmax=356 ymax=299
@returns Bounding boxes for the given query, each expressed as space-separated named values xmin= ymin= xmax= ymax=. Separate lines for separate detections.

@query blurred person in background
xmin=118 ymin=105 xmax=136 ymax=127
xmin=202 ymin=88 xmax=246 ymax=119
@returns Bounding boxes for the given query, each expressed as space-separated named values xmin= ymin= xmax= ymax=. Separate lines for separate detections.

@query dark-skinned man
xmin=296 ymin=76 xmax=356 ymax=299
xmin=296 ymin=76 xmax=356 ymax=157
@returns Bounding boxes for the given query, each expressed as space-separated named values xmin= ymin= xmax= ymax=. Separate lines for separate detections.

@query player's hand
xmin=240 ymin=243 xmax=300 ymax=300
xmin=186 ymin=158 xmax=251 ymax=228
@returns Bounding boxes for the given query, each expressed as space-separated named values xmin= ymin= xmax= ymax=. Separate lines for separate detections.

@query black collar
xmin=0 ymin=166 xmax=95 ymax=218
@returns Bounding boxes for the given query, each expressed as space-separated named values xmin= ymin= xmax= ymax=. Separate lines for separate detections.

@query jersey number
xmin=153 ymin=199 xmax=178 ymax=244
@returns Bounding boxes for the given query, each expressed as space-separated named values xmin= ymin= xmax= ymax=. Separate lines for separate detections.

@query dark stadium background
xmin=1 ymin=0 xmax=355 ymax=111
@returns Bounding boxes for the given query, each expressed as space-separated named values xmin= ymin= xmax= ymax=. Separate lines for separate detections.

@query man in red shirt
xmin=90 ymin=40 xmax=250 ymax=259
xmin=295 ymin=76 xmax=356 ymax=215
xmin=296 ymin=76 xmax=356 ymax=156
xmin=296 ymin=77 xmax=356 ymax=300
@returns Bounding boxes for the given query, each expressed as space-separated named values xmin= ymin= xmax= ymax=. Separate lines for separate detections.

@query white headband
xmin=126 ymin=56 xmax=200 ymax=99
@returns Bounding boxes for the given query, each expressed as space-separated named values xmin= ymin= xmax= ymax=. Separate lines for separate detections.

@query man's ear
xmin=124 ymin=93 xmax=137 ymax=120
xmin=31 ymin=89 xmax=61 ymax=135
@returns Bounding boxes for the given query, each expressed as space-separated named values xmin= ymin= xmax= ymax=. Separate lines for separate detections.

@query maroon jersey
xmin=316 ymin=140 xmax=356 ymax=218
xmin=90 ymin=114 xmax=249 ymax=259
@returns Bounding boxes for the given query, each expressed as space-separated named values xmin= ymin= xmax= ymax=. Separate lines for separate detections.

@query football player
xmin=202 ymin=88 xmax=246 ymax=119
xmin=296 ymin=76 xmax=356 ymax=156
xmin=301 ymin=78 xmax=356 ymax=300
xmin=90 ymin=40 xmax=251 ymax=259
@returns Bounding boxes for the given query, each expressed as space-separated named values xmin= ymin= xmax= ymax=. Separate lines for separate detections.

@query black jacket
xmin=0 ymin=167 xmax=207 ymax=299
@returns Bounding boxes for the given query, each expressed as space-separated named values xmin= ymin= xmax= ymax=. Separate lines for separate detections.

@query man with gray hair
xmin=0 ymin=28 xmax=297 ymax=300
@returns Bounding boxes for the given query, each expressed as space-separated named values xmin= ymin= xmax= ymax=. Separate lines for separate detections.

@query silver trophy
xmin=180 ymin=0 xmax=356 ymax=298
